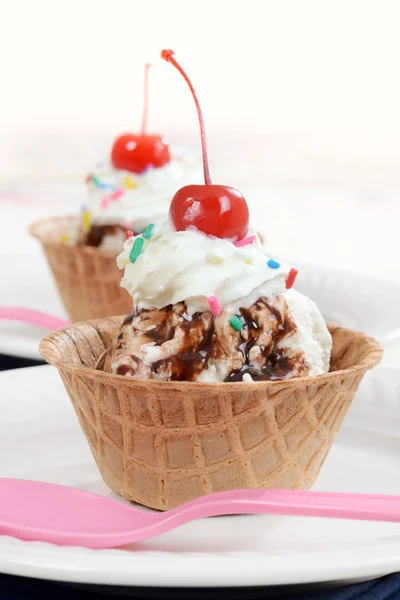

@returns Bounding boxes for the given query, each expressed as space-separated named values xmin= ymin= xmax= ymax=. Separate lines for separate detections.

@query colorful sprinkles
xmin=142 ymin=223 xmax=155 ymax=240
xmin=87 ymin=172 xmax=140 ymax=192
xmin=124 ymin=175 xmax=138 ymax=189
xmin=229 ymin=315 xmax=243 ymax=331
xmin=110 ymin=188 xmax=124 ymax=201
xmin=129 ymin=237 xmax=144 ymax=263
xmin=82 ymin=209 xmax=92 ymax=233
xmin=208 ymin=295 xmax=221 ymax=316
xmin=127 ymin=223 xmax=155 ymax=263
xmin=90 ymin=175 xmax=116 ymax=190
xmin=101 ymin=187 xmax=124 ymax=210
xmin=286 ymin=268 xmax=298 ymax=289
xmin=267 ymin=259 xmax=280 ymax=269
xmin=59 ymin=234 xmax=70 ymax=244
xmin=235 ymin=235 xmax=257 ymax=248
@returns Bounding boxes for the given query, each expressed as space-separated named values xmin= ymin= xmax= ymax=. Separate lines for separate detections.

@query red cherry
xmin=161 ymin=49 xmax=249 ymax=241
xmin=110 ymin=63 xmax=171 ymax=174
xmin=111 ymin=134 xmax=170 ymax=174
xmin=171 ymin=185 xmax=249 ymax=240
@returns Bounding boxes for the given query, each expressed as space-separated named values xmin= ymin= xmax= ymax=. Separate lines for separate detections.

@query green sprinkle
xmin=229 ymin=316 xmax=243 ymax=331
xmin=129 ymin=237 xmax=144 ymax=263
xmin=142 ymin=223 xmax=155 ymax=240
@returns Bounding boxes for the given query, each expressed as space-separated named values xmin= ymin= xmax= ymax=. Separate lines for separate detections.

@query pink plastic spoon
xmin=1 ymin=479 xmax=400 ymax=549
xmin=0 ymin=307 xmax=69 ymax=330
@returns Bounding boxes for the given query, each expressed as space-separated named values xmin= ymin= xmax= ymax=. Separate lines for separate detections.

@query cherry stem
xmin=140 ymin=63 xmax=151 ymax=135
xmin=161 ymin=49 xmax=211 ymax=185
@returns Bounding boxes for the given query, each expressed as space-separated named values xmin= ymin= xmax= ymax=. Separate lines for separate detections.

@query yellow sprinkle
xmin=60 ymin=234 xmax=70 ymax=244
xmin=124 ymin=175 xmax=138 ymax=189
xmin=245 ymin=258 xmax=253 ymax=265
xmin=82 ymin=210 xmax=92 ymax=233
xmin=207 ymin=254 xmax=224 ymax=264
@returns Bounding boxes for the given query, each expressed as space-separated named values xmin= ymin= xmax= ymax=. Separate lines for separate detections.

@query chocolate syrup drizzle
xmin=112 ymin=298 xmax=303 ymax=382
xmin=225 ymin=299 xmax=298 ymax=381
xmin=151 ymin=312 xmax=214 ymax=381
xmin=81 ymin=224 xmax=144 ymax=248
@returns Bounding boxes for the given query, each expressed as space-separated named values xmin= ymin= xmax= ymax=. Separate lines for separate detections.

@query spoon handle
xmin=169 ymin=489 xmax=400 ymax=523
xmin=0 ymin=307 xmax=69 ymax=330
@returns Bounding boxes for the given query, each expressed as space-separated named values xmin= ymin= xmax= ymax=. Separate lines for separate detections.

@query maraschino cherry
xmin=161 ymin=49 xmax=249 ymax=241
xmin=111 ymin=63 xmax=170 ymax=174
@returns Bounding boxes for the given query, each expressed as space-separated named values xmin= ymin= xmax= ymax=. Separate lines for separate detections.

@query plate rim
xmin=0 ymin=534 xmax=400 ymax=587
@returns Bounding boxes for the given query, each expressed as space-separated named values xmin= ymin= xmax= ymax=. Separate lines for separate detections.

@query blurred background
xmin=0 ymin=0 xmax=399 ymax=359
xmin=1 ymin=0 xmax=400 ymax=273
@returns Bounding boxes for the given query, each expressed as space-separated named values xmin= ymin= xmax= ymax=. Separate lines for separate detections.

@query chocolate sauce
xmin=151 ymin=310 xmax=215 ymax=381
xmin=81 ymin=224 xmax=127 ymax=248
xmin=275 ymin=313 xmax=296 ymax=342
xmin=143 ymin=306 xmax=177 ymax=344
xmin=225 ymin=367 xmax=271 ymax=382
xmin=122 ymin=312 xmax=135 ymax=326
xmin=225 ymin=349 xmax=300 ymax=382
xmin=225 ymin=298 xmax=299 ymax=382
xmin=110 ymin=296 xmax=303 ymax=383
xmin=153 ymin=350 xmax=208 ymax=381
xmin=264 ymin=301 xmax=282 ymax=324
xmin=81 ymin=222 xmax=147 ymax=247
xmin=238 ymin=299 xmax=283 ymax=363
xmin=116 ymin=364 xmax=135 ymax=376
xmin=116 ymin=356 xmax=140 ymax=377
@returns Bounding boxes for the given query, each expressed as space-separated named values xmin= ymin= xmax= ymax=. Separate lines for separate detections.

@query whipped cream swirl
xmin=117 ymin=222 xmax=290 ymax=315
xmin=86 ymin=151 xmax=201 ymax=233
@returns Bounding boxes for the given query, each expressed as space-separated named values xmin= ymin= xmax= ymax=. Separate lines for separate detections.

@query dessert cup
xmin=30 ymin=216 xmax=131 ymax=322
xmin=40 ymin=318 xmax=382 ymax=510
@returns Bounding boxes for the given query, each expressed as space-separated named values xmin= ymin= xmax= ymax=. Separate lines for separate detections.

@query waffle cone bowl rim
xmin=39 ymin=317 xmax=383 ymax=390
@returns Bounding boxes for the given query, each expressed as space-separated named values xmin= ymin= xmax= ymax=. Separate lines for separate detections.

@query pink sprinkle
xmin=110 ymin=188 xmax=124 ymax=201
xmin=208 ymin=295 xmax=221 ymax=316
xmin=101 ymin=188 xmax=123 ymax=208
xmin=123 ymin=220 xmax=133 ymax=229
xmin=234 ymin=235 xmax=256 ymax=248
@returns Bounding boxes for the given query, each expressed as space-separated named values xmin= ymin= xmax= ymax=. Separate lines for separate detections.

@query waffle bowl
xmin=40 ymin=318 xmax=382 ymax=510
xmin=30 ymin=216 xmax=131 ymax=322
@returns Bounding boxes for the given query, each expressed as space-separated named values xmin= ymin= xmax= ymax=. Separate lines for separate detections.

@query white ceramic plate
xmin=0 ymin=251 xmax=67 ymax=359
xmin=0 ymin=364 xmax=399 ymax=588
xmin=0 ymin=256 xmax=400 ymax=363
xmin=295 ymin=264 xmax=399 ymax=348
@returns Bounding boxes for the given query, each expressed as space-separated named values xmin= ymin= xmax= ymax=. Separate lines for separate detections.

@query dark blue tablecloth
xmin=1 ymin=573 xmax=400 ymax=599
xmin=0 ymin=353 xmax=44 ymax=372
